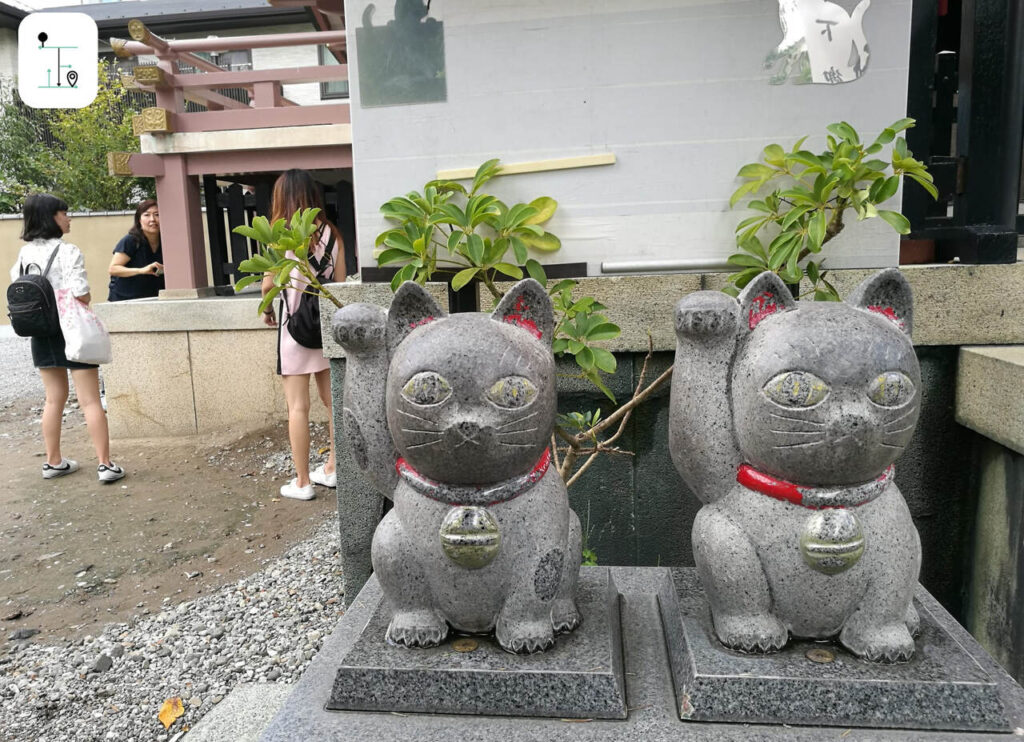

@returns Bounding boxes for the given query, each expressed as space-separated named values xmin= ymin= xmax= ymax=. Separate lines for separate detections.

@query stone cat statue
xmin=669 ymin=269 xmax=922 ymax=662
xmin=332 ymin=279 xmax=582 ymax=654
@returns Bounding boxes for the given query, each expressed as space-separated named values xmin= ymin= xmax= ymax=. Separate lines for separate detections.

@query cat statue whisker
xmin=669 ymin=269 xmax=922 ymax=663
xmin=333 ymin=278 xmax=582 ymax=654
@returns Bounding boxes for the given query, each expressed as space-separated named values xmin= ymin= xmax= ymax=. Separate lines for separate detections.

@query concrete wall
xmin=344 ymin=0 xmax=912 ymax=276
xmin=1 ymin=212 xmax=131 ymax=319
xmin=957 ymin=346 xmax=1024 ymax=682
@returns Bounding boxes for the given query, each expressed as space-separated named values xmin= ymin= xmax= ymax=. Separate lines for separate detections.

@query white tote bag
xmin=55 ymin=289 xmax=112 ymax=365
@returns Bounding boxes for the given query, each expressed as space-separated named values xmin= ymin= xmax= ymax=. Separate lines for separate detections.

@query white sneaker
xmin=309 ymin=464 xmax=337 ymax=489
xmin=98 ymin=462 xmax=126 ymax=483
xmin=280 ymin=478 xmax=315 ymax=501
xmin=42 ymin=458 xmax=78 ymax=479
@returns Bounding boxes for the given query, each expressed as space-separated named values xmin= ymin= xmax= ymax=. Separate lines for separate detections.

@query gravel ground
xmin=0 ymin=325 xmax=347 ymax=740
xmin=0 ymin=519 xmax=343 ymax=741
xmin=0 ymin=331 xmax=43 ymax=403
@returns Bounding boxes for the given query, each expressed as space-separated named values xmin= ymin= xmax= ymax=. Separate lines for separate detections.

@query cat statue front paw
xmin=551 ymin=598 xmax=582 ymax=635
xmin=496 ymin=616 xmax=556 ymax=655
xmin=386 ymin=609 xmax=449 ymax=648
xmin=714 ymin=613 xmax=789 ymax=654
xmin=840 ymin=617 xmax=915 ymax=663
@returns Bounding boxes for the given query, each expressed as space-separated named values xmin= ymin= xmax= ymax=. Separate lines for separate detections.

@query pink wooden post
xmin=155 ymin=155 xmax=209 ymax=291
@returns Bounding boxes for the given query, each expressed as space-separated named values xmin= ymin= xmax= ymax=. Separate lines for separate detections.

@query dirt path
xmin=0 ymin=397 xmax=338 ymax=648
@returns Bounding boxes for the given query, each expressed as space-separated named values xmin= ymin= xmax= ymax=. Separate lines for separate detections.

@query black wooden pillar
xmin=203 ymin=176 xmax=228 ymax=286
xmin=947 ymin=0 xmax=1024 ymax=261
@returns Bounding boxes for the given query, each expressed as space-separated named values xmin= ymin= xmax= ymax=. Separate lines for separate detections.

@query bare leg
xmin=313 ymin=368 xmax=336 ymax=476
xmin=282 ymin=374 xmax=312 ymax=487
xmin=70 ymin=367 xmax=111 ymax=465
xmin=39 ymin=368 xmax=69 ymax=465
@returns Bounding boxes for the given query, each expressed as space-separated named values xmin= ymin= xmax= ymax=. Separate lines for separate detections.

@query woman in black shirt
xmin=107 ymin=199 xmax=164 ymax=301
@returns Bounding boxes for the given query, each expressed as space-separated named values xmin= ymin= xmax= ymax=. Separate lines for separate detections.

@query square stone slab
xmin=326 ymin=566 xmax=627 ymax=719
xmin=657 ymin=568 xmax=1010 ymax=732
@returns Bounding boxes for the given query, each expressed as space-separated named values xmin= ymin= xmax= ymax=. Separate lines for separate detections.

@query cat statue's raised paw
xmin=669 ymin=269 xmax=922 ymax=662
xmin=333 ymin=279 xmax=581 ymax=654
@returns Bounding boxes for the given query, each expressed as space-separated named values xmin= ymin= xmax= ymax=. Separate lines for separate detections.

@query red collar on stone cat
xmin=736 ymin=464 xmax=893 ymax=510
xmin=396 ymin=448 xmax=551 ymax=506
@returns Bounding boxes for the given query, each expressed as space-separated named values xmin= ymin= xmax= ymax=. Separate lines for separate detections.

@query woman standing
xmin=261 ymin=171 xmax=344 ymax=500
xmin=107 ymin=199 xmax=163 ymax=302
xmin=9 ymin=194 xmax=125 ymax=483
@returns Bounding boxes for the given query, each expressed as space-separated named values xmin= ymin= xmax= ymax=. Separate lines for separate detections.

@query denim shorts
xmin=31 ymin=331 xmax=98 ymax=370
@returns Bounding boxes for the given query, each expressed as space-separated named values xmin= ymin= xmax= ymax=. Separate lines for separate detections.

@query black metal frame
xmin=905 ymin=0 xmax=1024 ymax=263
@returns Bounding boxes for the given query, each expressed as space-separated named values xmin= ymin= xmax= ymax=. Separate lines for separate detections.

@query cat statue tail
xmin=669 ymin=290 xmax=745 ymax=505
xmin=331 ymin=303 xmax=399 ymax=497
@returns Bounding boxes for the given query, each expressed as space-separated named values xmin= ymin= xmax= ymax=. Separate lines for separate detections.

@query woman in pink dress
xmin=260 ymin=170 xmax=345 ymax=500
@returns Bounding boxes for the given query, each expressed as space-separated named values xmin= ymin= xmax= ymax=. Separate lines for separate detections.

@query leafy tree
xmin=0 ymin=63 xmax=154 ymax=213
xmin=47 ymin=62 xmax=154 ymax=210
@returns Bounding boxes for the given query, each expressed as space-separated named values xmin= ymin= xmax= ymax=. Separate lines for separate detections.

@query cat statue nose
xmin=830 ymin=410 xmax=871 ymax=446
xmin=452 ymin=420 xmax=483 ymax=446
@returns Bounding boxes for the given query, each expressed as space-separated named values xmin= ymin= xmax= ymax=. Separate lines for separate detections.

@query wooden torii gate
xmin=107 ymin=16 xmax=351 ymax=296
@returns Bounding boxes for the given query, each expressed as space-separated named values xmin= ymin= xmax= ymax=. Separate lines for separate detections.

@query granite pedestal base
xmin=657 ymin=569 xmax=1010 ymax=732
xmin=261 ymin=567 xmax=1024 ymax=741
xmin=327 ymin=567 xmax=626 ymax=719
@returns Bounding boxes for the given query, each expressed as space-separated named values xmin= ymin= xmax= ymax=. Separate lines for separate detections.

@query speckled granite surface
xmin=658 ymin=568 xmax=1008 ymax=731
xmin=261 ymin=567 xmax=1024 ymax=741
xmin=327 ymin=567 xmax=626 ymax=718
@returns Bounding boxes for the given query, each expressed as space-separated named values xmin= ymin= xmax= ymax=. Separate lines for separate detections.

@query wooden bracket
xmin=132 ymin=108 xmax=173 ymax=136
xmin=133 ymin=66 xmax=167 ymax=87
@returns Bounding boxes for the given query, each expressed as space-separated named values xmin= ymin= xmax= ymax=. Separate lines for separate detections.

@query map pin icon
xmin=67 ymin=70 xmax=78 ymax=87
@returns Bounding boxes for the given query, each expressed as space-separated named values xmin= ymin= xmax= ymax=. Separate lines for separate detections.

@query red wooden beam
xmin=182 ymin=146 xmax=352 ymax=176
xmin=171 ymin=103 xmax=349 ymax=133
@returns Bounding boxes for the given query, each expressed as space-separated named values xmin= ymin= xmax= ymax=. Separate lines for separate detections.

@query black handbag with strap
xmin=284 ymin=230 xmax=336 ymax=349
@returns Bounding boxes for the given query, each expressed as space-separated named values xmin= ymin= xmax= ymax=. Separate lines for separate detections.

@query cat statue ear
xmin=387 ymin=281 xmax=447 ymax=355
xmin=492 ymin=279 xmax=555 ymax=346
xmin=847 ymin=268 xmax=913 ymax=336
xmin=737 ymin=271 xmax=798 ymax=332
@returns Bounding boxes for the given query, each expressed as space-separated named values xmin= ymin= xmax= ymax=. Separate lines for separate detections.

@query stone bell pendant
xmin=439 ymin=506 xmax=502 ymax=569
xmin=799 ymin=509 xmax=865 ymax=575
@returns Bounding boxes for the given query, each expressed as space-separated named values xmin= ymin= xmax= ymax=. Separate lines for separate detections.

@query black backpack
xmin=285 ymin=230 xmax=335 ymax=349
xmin=7 ymin=244 xmax=61 ymax=338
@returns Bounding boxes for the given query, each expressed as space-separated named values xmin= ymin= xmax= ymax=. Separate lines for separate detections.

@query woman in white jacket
xmin=9 ymin=194 xmax=125 ymax=483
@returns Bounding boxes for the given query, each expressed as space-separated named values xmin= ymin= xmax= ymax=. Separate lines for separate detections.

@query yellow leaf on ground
xmin=158 ymin=697 xmax=184 ymax=729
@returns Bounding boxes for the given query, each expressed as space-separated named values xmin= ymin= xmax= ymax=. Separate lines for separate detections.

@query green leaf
xmin=728 ymin=267 xmax=762 ymax=289
xmin=549 ymin=279 xmax=576 ymax=296
xmin=877 ymin=209 xmax=911 ymax=234
xmin=451 ymin=267 xmax=479 ymax=291
xmin=888 ymin=117 xmax=915 ymax=134
xmin=493 ymin=262 xmax=523 ymax=279
xmin=781 ymin=205 xmax=813 ymax=230
xmin=806 ymin=260 xmax=820 ymax=284
xmin=383 ymin=232 xmax=416 ymax=253
xmin=871 ymin=127 xmax=896 ymax=148
xmin=471 ymin=158 xmax=502 ymax=195
xmin=234 ymin=274 xmax=261 ymax=293
xmin=377 ymin=247 xmax=414 ymax=266
xmin=551 ymin=338 xmax=569 ymax=354
xmin=587 ymin=322 xmax=621 ymax=341
xmin=484 ymin=237 xmax=507 ymax=265
xmin=739 ymin=234 xmax=768 ymax=261
xmin=788 ymin=150 xmax=824 ymax=172
xmin=520 ymin=232 xmax=561 ymax=252
xmin=729 ymin=179 xmax=761 ymax=208
xmin=523 ymin=197 xmax=557 ymax=225
xmin=232 ymin=224 xmax=260 ymax=241
xmin=567 ymin=339 xmax=585 ymax=354
xmin=762 ymin=144 xmax=786 ymax=166
xmin=525 ymin=259 xmax=546 ymax=284
xmin=511 ymin=236 xmax=528 ymax=264
xmin=727 ymin=253 xmax=768 ymax=269
xmin=738 ymin=163 xmax=775 ymax=179
xmin=238 ymin=255 xmax=274 ymax=273
xmin=467 ymin=233 xmax=485 ymax=264
xmin=591 ymin=347 xmax=616 ymax=373
xmin=258 ymin=286 xmax=281 ymax=314
xmin=447 ymin=230 xmax=465 ymax=252
xmin=826 ymin=121 xmax=859 ymax=145
xmin=808 ymin=210 xmax=826 ymax=251
xmin=907 ymin=172 xmax=939 ymax=199
xmin=575 ymin=346 xmax=595 ymax=372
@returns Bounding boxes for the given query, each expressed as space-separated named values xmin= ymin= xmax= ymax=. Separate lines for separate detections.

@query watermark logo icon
xmin=18 ymin=13 xmax=98 ymax=108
